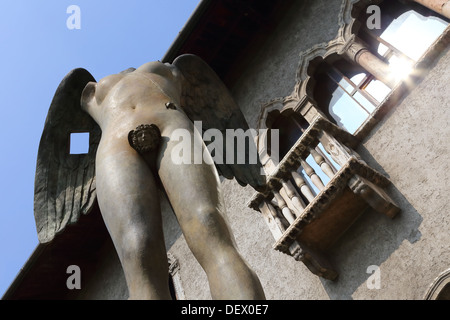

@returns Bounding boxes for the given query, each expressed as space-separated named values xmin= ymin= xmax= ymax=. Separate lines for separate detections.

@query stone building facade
xmin=4 ymin=0 xmax=450 ymax=300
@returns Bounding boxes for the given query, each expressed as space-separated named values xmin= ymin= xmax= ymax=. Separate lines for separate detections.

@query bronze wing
xmin=172 ymin=54 xmax=266 ymax=191
xmin=34 ymin=68 xmax=101 ymax=243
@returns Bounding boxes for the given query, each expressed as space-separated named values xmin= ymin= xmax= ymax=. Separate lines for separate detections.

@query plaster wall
xmin=170 ymin=0 xmax=450 ymax=300
xmin=346 ymin=47 xmax=450 ymax=299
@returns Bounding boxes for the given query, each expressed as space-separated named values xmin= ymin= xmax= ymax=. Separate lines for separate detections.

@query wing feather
xmin=81 ymin=164 xmax=96 ymax=215
xmin=172 ymin=54 xmax=266 ymax=191
xmin=34 ymin=68 xmax=100 ymax=243
xmin=71 ymin=164 xmax=86 ymax=223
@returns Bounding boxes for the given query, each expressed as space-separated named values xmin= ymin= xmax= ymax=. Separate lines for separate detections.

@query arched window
xmin=268 ymin=111 xmax=309 ymax=160
xmin=317 ymin=1 xmax=449 ymax=134
xmin=324 ymin=66 xmax=390 ymax=134
xmin=374 ymin=9 xmax=448 ymax=80
xmin=313 ymin=57 xmax=389 ymax=134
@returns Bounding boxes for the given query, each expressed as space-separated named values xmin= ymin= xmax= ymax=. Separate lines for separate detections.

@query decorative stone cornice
xmin=293 ymin=0 xmax=372 ymax=95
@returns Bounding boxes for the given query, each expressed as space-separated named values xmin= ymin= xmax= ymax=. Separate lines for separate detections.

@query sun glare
xmin=389 ymin=55 xmax=414 ymax=81
xmin=327 ymin=9 xmax=448 ymax=134
xmin=378 ymin=10 xmax=448 ymax=83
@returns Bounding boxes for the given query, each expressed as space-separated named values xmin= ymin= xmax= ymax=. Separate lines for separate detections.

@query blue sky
xmin=0 ymin=0 xmax=200 ymax=297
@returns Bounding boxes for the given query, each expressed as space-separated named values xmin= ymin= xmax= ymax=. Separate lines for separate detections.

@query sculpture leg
xmin=95 ymin=145 xmax=171 ymax=300
xmin=157 ymin=123 xmax=266 ymax=300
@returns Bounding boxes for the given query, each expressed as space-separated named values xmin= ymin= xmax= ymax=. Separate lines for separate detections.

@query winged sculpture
xmin=33 ymin=54 xmax=266 ymax=299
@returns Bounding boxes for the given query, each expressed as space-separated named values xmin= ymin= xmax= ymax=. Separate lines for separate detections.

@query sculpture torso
xmin=83 ymin=61 xmax=189 ymax=161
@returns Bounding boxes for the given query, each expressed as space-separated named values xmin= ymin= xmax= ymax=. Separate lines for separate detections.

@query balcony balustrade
xmin=248 ymin=116 xmax=400 ymax=280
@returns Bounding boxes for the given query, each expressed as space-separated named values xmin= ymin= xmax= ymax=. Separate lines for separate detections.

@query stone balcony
xmin=248 ymin=116 xmax=400 ymax=280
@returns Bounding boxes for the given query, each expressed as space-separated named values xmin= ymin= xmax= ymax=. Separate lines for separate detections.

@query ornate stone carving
xmin=338 ymin=34 xmax=368 ymax=62
xmin=254 ymin=0 xmax=385 ymax=148
xmin=247 ymin=115 xmax=400 ymax=279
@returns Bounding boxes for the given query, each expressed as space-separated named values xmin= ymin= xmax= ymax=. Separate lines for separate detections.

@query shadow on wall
xmin=318 ymin=148 xmax=423 ymax=299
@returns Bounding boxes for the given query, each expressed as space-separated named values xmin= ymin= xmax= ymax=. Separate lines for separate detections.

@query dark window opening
xmin=268 ymin=112 xmax=309 ymax=160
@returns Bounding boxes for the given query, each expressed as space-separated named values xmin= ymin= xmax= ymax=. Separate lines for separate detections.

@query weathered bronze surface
xmin=128 ymin=124 xmax=162 ymax=155
xmin=34 ymin=54 xmax=266 ymax=300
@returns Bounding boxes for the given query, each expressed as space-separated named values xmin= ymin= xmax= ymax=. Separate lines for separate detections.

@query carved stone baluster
xmin=273 ymin=191 xmax=296 ymax=225
xmin=281 ymin=180 xmax=305 ymax=214
xmin=301 ymin=159 xmax=325 ymax=191
xmin=291 ymin=171 xmax=315 ymax=202
xmin=269 ymin=199 xmax=291 ymax=229
xmin=309 ymin=147 xmax=336 ymax=179
xmin=258 ymin=201 xmax=285 ymax=241
xmin=316 ymin=143 xmax=341 ymax=171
